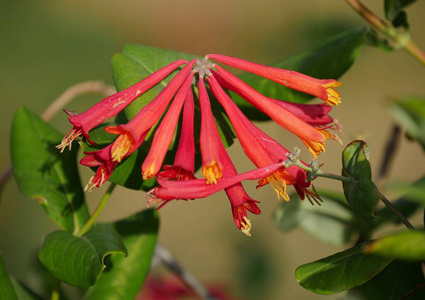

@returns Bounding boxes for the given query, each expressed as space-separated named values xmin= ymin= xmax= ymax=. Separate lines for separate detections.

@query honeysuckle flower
xmin=198 ymin=77 xmax=224 ymax=184
xmin=211 ymin=66 xmax=338 ymax=158
xmin=56 ymin=59 xmax=188 ymax=152
xmin=103 ymin=60 xmax=197 ymax=164
xmin=79 ymin=144 xmax=118 ymax=191
xmin=207 ymin=54 xmax=342 ymax=106
xmin=141 ymin=72 xmax=194 ymax=180
xmin=147 ymin=161 xmax=287 ymax=208
xmin=157 ymin=91 xmax=196 ymax=181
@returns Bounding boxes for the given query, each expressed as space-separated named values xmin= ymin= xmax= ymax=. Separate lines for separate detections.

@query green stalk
xmin=75 ymin=183 xmax=116 ymax=237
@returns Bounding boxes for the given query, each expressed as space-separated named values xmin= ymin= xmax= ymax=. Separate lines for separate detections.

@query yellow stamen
xmin=258 ymin=172 xmax=290 ymax=201
xmin=56 ymin=128 xmax=81 ymax=153
xmin=241 ymin=216 xmax=252 ymax=236
xmin=202 ymin=162 xmax=222 ymax=184
xmin=111 ymin=132 xmax=134 ymax=163
xmin=322 ymin=82 xmax=342 ymax=106
xmin=142 ymin=163 xmax=156 ymax=180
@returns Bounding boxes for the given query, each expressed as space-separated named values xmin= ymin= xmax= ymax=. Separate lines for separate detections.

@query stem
xmin=75 ymin=183 xmax=116 ymax=237
xmin=50 ymin=282 xmax=60 ymax=300
xmin=379 ymin=191 xmax=415 ymax=230
xmin=345 ymin=0 xmax=425 ymax=66
xmin=377 ymin=124 xmax=401 ymax=186
xmin=400 ymin=280 xmax=425 ymax=300
xmin=292 ymin=160 xmax=354 ymax=183
xmin=154 ymin=244 xmax=217 ymax=300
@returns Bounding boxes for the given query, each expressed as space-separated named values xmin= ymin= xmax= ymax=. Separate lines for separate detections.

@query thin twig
xmin=376 ymin=124 xmax=401 ymax=187
xmin=400 ymin=280 xmax=425 ymax=300
xmin=0 ymin=81 xmax=115 ymax=201
xmin=154 ymin=244 xmax=217 ymax=300
xmin=345 ymin=0 xmax=425 ymax=65
xmin=379 ymin=191 xmax=415 ymax=230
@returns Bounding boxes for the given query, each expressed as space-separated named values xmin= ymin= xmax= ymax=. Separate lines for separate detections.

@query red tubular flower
xmin=157 ymin=91 xmax=196 ymax=181
xmin=198 ymin=77 xmax=224 ymax=184
xmin=141 ymin=72 xmax=194 ymax=180
xmin=147 ymin=161 xmax=286 ymax=208
xmin=103 ymin=60 xmax=197 ymax=164
xmin=218 ymin=141 xmax=261 ymax=236
xmin=207 ymin=54 xmax=342 ymax=106
xmin=56 ymin=59 xmax=188 ymax=152
xmin=211 ymin=66 xmax=335 ymax=158
xmin=79 ymin=144 xmax=118 ymax=191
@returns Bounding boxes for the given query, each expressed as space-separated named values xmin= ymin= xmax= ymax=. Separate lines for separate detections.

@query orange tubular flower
xmin=157 ymin=91 xmax=196 ymax=181
xmin=141 ymin=72 xmax=194 ymax=180
xmin=211 ymin=66 xmax=337 ymax=158
xmin=207 ymin=54 xmax=342 ymax=106
xmin=198 ymin=77 xmax=224 ymax=184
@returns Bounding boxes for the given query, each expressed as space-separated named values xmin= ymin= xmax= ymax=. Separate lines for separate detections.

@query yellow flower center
xmin=202 ymin=162 xmax=222 ymax=184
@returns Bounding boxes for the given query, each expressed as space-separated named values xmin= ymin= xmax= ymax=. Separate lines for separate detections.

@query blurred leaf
xmin=84 ymin=209 xmax=159 ymax=300
xmin=11 ymin=107 xmax=89 ymax=232
xmin=385 ymin=0 xmax=416 ymax=28
xmin=10 ymin=279 xmax=43 ymax=300
xmin=387 ymin=176 xmax=425 ymax=206
xmin=347 ymin=260 xmax=425 ymax=300
xmin=273 ymin=191 xmax=364 ymax=245
xmin=365 ymin=231 xmax=425 ymax=261
xmin=39 ymin=225 xmax=127 ymax=288
xmin=391 ymin=96 xmax=425 ymax=150
xmin=0 ymin=253 xmax=18 ymax=300
xmin=295 ymin=243 xmax=393 ymax=294
xmin=233 ymin=27 xmax=367 ymax=119
xmin=342 ymin=141 xmax=380 ymax=224
xmin=364 ymin=29 xmax=395 ymax=52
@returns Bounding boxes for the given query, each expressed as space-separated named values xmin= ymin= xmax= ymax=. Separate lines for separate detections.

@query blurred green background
xmin=1 ymin=0 xmax=424 ymax=299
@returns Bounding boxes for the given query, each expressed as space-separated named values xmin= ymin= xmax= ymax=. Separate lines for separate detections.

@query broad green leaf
xmin=39 ymin=225 xmax=127 ymax=288
xmin=0 ymin=253 xmax=18 ymax=300
xmin=342 ymin=141 xmax=380 ymax=224
xmin=273 ymin=191 xmax=363 ymax=245
xmin=391 ymin=96 xmax=425 ymax=151
xmin=388 ymin=177 xmax=425 ymax=206
xmin=347 ymin=260 xmax=425 ymax=300
xmin=84 ymin=209 xmax=159 ymax=300
xmin=385 ymin=0 xmax=416 ymax=28
xmin=232 ymin=27 xmax=367 ymax=120
xmin=365 ymin=231 xmax=425 ymax=261
xmin=295 ymin=243 xmax=393 ymax=295
xmin=11 ymin=107 xmax=89 ymax=232
xmin=110 ymin=44 xmax=235 ymax=148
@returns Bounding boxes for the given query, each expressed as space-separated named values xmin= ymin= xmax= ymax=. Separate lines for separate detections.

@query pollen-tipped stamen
xmin=323 ymin=82 xmax=342 ymax=106
xmin=202 ymin=162 xmax=223 ymax=184
xmin=257 ymin=172 xmax=290 ymax=201
xmin=240 ymin=216 xmax=252 ymax=236
xmin=111 ymin=132 xmax=134 ymax=163
xmin=56 ymin=127 xmax=83 ymax=152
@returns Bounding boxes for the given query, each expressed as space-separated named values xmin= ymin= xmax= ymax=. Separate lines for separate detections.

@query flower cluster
xmin=58 ymin=54 xmax=342 ymax=236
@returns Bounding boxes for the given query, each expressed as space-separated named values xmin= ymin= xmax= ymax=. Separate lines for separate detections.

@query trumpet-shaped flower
xmin=157 ymin=91 xmax=196 ymax=181
xmin=57 ymin=59 xmax=188 ymax=152
xmin=208 ymin=54 xmax=342 ymax=105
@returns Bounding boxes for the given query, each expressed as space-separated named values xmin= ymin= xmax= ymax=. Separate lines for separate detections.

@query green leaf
xmin=11 ymin=107 xmax=89 ymax=232
xmin=342 ymin=141 xmax=380 ymax=224
xmin=0 ymin=253 xmax=18 ymax=300
xmin=391 ymin=96 xmax=425 ymax=151
xmin=273 ymin=191 xmax=364 ymax=245
xmin=39 ymin=225 xmax=127 ymax=288
xmin=233 ymin=27 xmax=367 ymax=120
xmin=388 ymin=177 xmax=425 ymax=206
xmin=295 ymin=243 xmax=393 ymax=295
xmin=365 ymin=231 xmax=425 ymax=261
xmin=84 ymin=209 xmax=159 ymax=300
xmin=385 ymin=0 xmax=416 ymax=28
xmin=347 ymin=260 xmax=425 ymax=300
